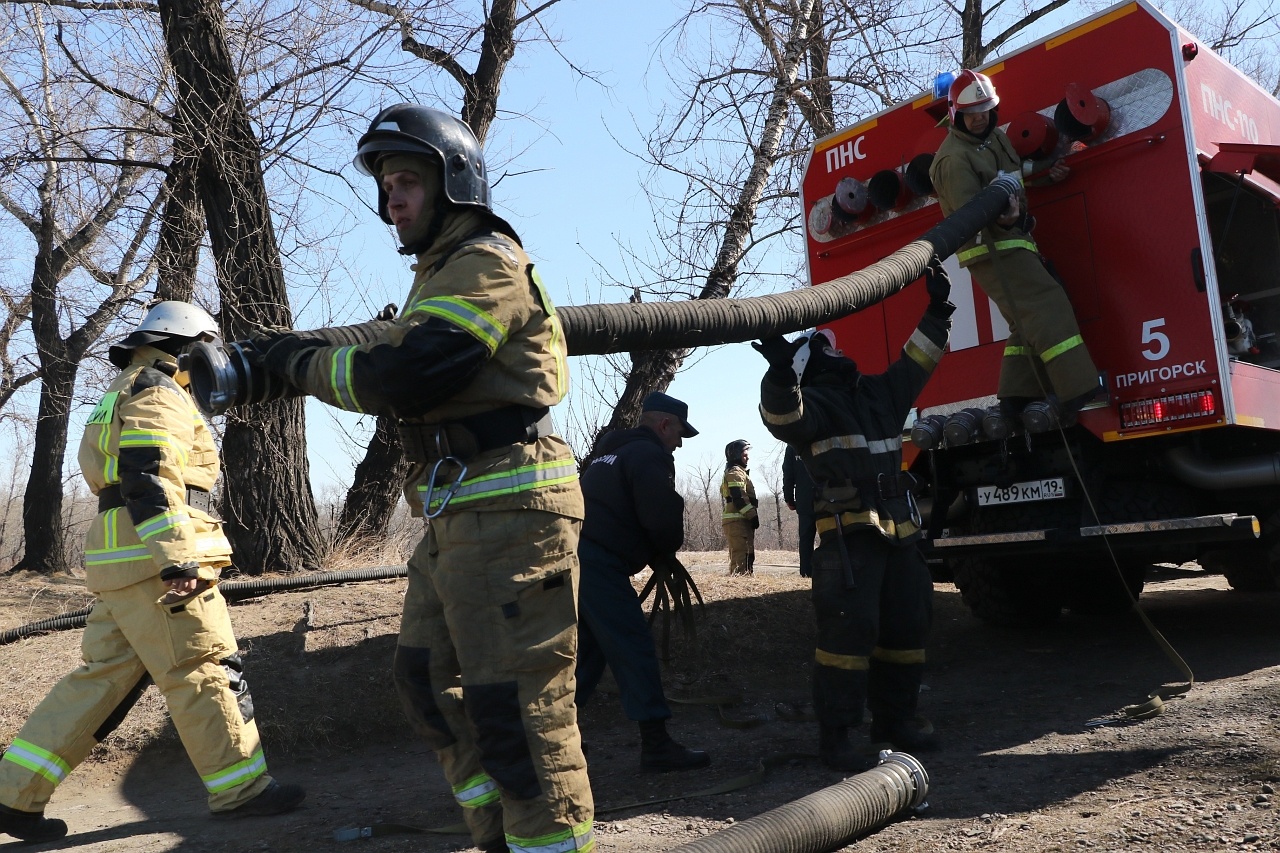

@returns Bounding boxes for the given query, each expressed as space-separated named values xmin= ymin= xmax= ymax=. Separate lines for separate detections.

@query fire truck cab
xmin=801 ymin=0 xmax=1280 ymax=625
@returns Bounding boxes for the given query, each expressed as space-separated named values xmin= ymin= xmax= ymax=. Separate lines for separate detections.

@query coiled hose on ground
xmin=668 ymin=751 xmax=930 ymax=853
xmin=0 ymin=565 xmax=408 ymax=646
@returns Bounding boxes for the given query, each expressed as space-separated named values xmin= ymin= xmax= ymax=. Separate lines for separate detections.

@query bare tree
xmin=155 ymin=0 xmax=334 ymax=572
xmin=588 ymin=0 xmax=934 ymax=448
xmin=1 ymin=5 xmax=169 ymax=574
xmin=956 ymin=0 xmax=1072 ymax=68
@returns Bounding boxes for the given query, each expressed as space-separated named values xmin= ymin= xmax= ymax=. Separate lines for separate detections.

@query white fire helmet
xmin=792 ymin=328 xmax=838 ymax=384
xmin=948 ymin=69 xmax=1000 ymax=124
xmin=109 ymin=300 xmax=219 ymax=368
xmin=134 ymin=300 xmax=219 ymax=340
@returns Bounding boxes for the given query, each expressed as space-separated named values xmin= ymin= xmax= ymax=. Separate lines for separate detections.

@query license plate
xmin=976 ymin=478 xmax=1066 ymax=506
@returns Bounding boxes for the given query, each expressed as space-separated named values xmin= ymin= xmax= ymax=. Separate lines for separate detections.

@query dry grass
xmin=0 ymin=550 xmax=808 ymax=765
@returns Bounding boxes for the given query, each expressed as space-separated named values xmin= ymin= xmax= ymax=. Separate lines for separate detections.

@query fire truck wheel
xmin=1065 ymin=561 xmax=1147 ymax=615
xmin=952 ymin=556 xmax=1063 ymax=628
xmin=1203 ymin=546 xmax=1278 ymax=592
xmin=1224 ymin=562 xmax=1279 ymax=592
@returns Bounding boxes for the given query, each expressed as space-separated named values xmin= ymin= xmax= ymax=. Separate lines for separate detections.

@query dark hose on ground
xmin=668 ymin=751 xmax=929 ymax=853
xmin=0 ymin=565 xmax=409 ymax=646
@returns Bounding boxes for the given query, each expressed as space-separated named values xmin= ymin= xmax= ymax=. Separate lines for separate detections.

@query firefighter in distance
xmin=721 ymin=440 xmax=758 ymax=575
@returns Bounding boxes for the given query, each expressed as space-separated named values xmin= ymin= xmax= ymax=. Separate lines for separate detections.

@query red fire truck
xmin=802 ymin=0 xmax=1280 ymax=625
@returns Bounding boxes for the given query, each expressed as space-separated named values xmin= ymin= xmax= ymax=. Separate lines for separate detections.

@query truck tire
xmin=952 ymin=556 xmax=1063 ymax=627
xmin=1202 ymin=505 xmax=1280 ymax=591
xmin=1203 ymin=546 xmax=1278 ymax=591
xmin=1065 ymin=561 xmax=1147 ymax=615
xmin=1225 ymin=560 xmax=1278 ymax=591
xmin=949 ymin=500 xmax=1073 ymax=627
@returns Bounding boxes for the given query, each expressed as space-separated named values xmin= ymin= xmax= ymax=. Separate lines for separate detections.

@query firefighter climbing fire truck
xmin=802 ymin=0 xmax=1280 ymax=625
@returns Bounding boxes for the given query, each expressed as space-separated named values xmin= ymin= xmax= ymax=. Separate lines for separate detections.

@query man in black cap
xmin=574 ymin=391 xmax=711 ymax=772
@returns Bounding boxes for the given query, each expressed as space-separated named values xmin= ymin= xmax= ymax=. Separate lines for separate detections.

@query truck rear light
xmin=1120 ymin=390 xmax=1216 ymax=428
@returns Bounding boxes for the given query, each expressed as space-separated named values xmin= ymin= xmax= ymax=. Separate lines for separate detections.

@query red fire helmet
xmin=948 ymin=69 xmax=1000 ymax=124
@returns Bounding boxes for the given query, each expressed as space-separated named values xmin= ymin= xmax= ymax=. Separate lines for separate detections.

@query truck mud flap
xmin=923 ymin=513 xmax=1260 ymax=558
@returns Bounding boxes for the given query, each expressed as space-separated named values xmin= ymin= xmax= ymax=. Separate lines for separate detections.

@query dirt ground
xmin=1 ymin=550 xmax=1277 ymax=852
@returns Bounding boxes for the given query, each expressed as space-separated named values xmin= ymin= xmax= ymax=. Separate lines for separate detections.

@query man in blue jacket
xmin=575 ymin=392 xmax=710 ymax=772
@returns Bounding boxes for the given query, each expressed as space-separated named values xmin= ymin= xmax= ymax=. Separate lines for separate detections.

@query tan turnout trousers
xmin=394 ymin=508 xmax=594 ymax=852
xmin=0 ymin=578 xmax=269 ymax=813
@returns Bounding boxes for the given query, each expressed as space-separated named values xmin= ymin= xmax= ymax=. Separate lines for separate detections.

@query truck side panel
xmin=803 ymin=2 xmax=1228 ymax=440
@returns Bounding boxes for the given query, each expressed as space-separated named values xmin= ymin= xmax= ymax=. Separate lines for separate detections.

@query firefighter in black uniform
xmin=575 ymin=392 xmax=710 ymax=772
xmin=754 ymin=258 xmax=953 ymax=771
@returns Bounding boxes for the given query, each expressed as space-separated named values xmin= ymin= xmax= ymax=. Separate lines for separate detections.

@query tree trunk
xmin=13 ymin=359 xmax=74 ymax=575
xmin=154 ymin=118 xmax=203 ymax=303
xmin=13 ymin=236 xmax=72 ymax=575
xmin=158 ymin=0 xmax=323 ymax=573
xmin=335 ymin=417 xmax=410 ymax=542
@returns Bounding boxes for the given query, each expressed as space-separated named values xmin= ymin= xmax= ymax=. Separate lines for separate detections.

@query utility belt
xmin=819 ymin=471 xmax=916 ymax=504
xmin=814 ymin=509 xmax=921 ymax=542
xmin=814 ymin=472 xmax=920 ymax=539
xmin=97 ymin=484 xmax=214 ymax=514
xmin=398 ymin=405 xmax=553 ymax=465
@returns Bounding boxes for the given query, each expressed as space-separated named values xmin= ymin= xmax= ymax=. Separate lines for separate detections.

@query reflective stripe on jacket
xmin=78 ymin=347 xmax=232 ymax=592
xmin=929 ymin=125 xmax=1033 ymax=268
xmin=298 ymin=211 xmax=581 ymax=519
xmin=720 ymin=464 xmax=757 ymax=522
xmin=758 ymin=306 xmax=950 ymax=544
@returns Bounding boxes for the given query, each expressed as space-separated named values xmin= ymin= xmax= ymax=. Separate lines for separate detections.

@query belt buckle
xmin=423 ymin=428 xmax=468 ymax=519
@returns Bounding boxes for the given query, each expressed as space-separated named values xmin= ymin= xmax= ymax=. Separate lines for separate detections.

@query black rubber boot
xmin=818 ymin=725 xmax=876 ymax=773
xmin=0 ymin=803 xmax=68 ymax=842
xmin=479 ymin=838 xmax=509 ymax=852
xmin=639 ymin=719 xmax=711 ymax=772
xmin=869 ymin=716 xmax=940 ymax=753
xmin=216 ymin=780 xmax=306 ymax=817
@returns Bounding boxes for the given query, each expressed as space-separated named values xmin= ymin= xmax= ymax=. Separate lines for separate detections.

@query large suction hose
xmin=0 ymin=565 xmax=409 ymax=646
xmin=187 ymin=175 xmax=1018 ymax=413
xmin=558 ymin=175 xmax=1018 ymax=355
xmin=669 ymin=751 xmax=929 ymax=853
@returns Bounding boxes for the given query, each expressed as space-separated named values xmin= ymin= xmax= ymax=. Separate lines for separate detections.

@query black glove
xmin=255 ymin=331 xmax=321 ymax=379
xmin=159 ymin=561 xmax=200 ymax=582
xmin=924 ymin=257 xmax=956 ymax=318
xmin=751 ymin=336 xmax=806 ymax=371
xmin=924 ymin=256 xmax=951 ymax=303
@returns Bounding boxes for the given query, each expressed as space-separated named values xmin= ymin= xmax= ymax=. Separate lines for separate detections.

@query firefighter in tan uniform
xmin=0 ymin=302 xmax=304 ymax=844
xmin=253 ymin=104 xmax=592 ymax=853
xmin=721 ymin=440 xmax=758 ymax=576
xmin=929 ymin=69 xmax=1101 ymax=432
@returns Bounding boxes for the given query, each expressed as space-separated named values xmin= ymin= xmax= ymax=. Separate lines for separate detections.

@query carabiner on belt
xmin=423 ymin=428 xmax=468 ymax=519
xmin=906 ymin=489 xmax=922 ymax=529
